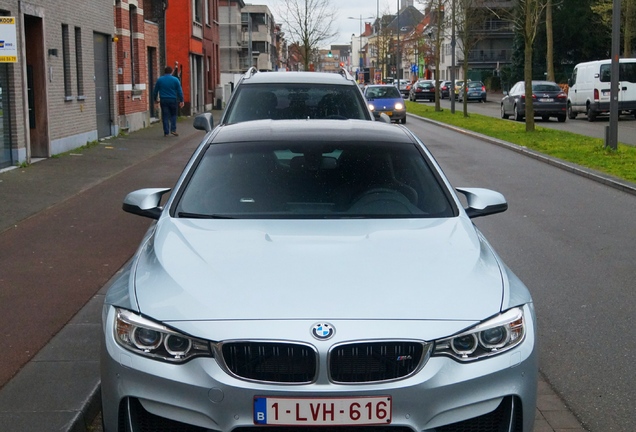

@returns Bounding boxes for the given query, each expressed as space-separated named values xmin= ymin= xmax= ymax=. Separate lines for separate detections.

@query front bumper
xmin=101 ymin=305 xmax=538 ymax=432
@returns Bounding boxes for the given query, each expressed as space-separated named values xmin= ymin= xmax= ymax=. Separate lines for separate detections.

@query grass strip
xmin=406 ymin=101 xmax=636 ymax=184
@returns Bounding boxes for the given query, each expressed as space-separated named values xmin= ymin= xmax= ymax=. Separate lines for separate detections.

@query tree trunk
xmin=625 ymin=0 xmax=633 ymax=57
xmin=546 ymin=0 xmax=555 ymax=81
xmin=524 ymin=0 xmax=535 ymax=132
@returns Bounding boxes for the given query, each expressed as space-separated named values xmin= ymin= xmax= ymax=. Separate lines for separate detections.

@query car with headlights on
xmin=364 ymin=84 xmax=407 ymax=124
xmin=501 ymin=80 xmax=567 ymax=122
xmin=100 ymin=117 xmax=538 ymax=432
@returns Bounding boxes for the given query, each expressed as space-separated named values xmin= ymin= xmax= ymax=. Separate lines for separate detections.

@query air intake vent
xmin=330 ymin=341 xmax=428 ymax=383
xmin=221 ymin=342 xmax=317 ymax=383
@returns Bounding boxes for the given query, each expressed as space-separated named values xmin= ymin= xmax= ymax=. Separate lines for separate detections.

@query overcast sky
xmin=248 ymin=0 xmax=406 ymax=46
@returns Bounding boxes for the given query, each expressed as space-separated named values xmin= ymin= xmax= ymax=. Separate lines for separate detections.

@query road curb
xmin=407 ymin=113 xmax=636 ymax=197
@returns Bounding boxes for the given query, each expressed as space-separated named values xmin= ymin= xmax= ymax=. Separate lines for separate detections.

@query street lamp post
xmin=396 ymin=0 xmax=400 ymax=83
xmin=347 ymin=15 xmax=374 ymax=81
xmin=450 ymin=0 xmax=456 ymax=113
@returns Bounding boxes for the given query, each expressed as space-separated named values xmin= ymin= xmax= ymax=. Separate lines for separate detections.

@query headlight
xmin=368 ymin=103 xmax=375 ymax=111
xmin=114 ymin=308 xmax=213 ymax=363
xmin=395 ymin=102 xmax=404 ymax=110
xmin=433 ymin=307 xmax=525 ymax=361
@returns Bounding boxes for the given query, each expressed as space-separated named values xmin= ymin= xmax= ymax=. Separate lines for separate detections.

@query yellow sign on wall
xmin=0 ymin=17 xmax=17 ymax=63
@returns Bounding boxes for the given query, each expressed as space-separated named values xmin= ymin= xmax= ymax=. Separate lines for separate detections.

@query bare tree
xmin=592 ymin=0 xmax=636 ymax=57
xmin=545 ymin=0 xmax=554 ymax=82
xmin=489 ymin=0 xmax=547 ymax=131
xmin=455 ymin=0 xmax=489 ymax=117
xmin=626 ymin=0 xmax=635 ymax=56
xmin=274 ymin=0 xmax=339 ymax=71
xmin=429 ymin=0 xmax=449 ymax=111
xmin=377 ymin=7 xmax=397 ymax=83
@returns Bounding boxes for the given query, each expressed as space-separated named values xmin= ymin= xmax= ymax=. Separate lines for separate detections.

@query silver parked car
xmin=101 ymin=117 xmax=537 ymax=432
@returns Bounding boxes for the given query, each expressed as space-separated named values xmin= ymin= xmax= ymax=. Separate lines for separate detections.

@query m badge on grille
xmin=311 ymin=322 xmax=335 ymax=340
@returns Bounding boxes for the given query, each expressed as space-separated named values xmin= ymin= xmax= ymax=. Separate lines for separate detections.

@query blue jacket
xmin=153 ymin=74 xmax=184 ymax=102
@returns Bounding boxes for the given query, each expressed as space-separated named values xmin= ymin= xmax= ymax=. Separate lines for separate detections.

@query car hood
xmin=133 ymin=218 xmax=504 ymax=322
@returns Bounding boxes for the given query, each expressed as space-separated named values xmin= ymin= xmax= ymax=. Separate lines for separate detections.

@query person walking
xmin=153 ymin=65 xmax=185 ymax=137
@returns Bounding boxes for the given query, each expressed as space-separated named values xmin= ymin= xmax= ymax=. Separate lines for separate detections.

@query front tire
xmin=501 ymin=104 xmax=509 ymax=119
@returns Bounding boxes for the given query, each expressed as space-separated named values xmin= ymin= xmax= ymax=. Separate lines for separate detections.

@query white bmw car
xmin=100 ymin=118 xmax=537 ymax=432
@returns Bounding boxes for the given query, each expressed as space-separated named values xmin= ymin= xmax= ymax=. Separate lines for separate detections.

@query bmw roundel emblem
xmin=311 ymin=322 xmax=335 ymax=340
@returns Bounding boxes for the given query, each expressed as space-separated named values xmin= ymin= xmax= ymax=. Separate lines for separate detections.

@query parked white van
xmin=567 ymin=58 xmax=636 ymax=121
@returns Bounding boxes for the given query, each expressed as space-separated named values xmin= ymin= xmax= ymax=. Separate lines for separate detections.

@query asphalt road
xmin=418 ymin=94 xmax=636 ymax=146
xmin=405 ymin=116 xmax=636 ymax=432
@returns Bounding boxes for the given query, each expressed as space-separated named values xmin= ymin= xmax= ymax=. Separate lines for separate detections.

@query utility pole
xmin=396 ymin=0 xmax=400 ymax=83
xmin=450 ymin=0 xmax=456 ymax=114
xmin=607 ymin=0 xmax=621 ymax=150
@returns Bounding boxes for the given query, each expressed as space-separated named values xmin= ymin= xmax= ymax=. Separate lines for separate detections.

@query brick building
xmin=165 ymin=0 xmax=220 ymax=115
xmin=114 ymin=0 xmax=162 ymax=133
xmin=0 ymin=0 xmax=115 ymax=168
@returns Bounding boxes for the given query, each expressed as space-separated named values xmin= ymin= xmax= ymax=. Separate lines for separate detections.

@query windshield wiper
xmin=177 ymin=212 xmax=235 ymax=219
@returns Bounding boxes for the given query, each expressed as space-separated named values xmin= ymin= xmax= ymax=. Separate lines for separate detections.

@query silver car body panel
xmin=101 ymin=302 xmax=537 ymax=431
xmin=101 ymin=120 xmax=537 ymax=432
xmin=133 ymin=218 xmax=504 ymax=323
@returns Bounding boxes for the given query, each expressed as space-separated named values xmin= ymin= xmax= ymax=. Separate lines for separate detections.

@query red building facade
xmin=114 ymin=0 xmax=161 ymax=132
xmin=165 ymin=0 xmax=220 ymax=115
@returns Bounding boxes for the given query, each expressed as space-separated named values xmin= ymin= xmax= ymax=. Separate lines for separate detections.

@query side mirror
xmin=567 ymin=78 xmax=573 ymax=87
xmin=122 ymin=188 xmax=171 ymax=220
xmin=193 ymin=113 xmax=214 ymax=132
xmin=456 ymin=187 xmax=508 ymax=219
xmin=502 ymin=91 xmax=509 ymax=96
xmin=378 ymin=113 xmax=391 ymax=123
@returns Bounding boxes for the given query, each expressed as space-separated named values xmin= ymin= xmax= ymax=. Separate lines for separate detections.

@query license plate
xmin=385 ymin=111 xmax=393 ymax=116
xmin=254 ymin=396 xmax=392 ymax=425
xmin=539 ymin=98 xmax=554 ymax=102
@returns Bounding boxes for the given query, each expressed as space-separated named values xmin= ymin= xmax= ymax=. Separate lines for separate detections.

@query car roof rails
xmin=243 ymin=67 xmax=258 ymax=80
xmin=338 ymin=67 xmax=355 ymax=81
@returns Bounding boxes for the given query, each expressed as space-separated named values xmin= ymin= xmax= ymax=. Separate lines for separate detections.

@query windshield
xmin=599 ymin=62 xmax=636 ymax=83
xmin=366 ymin=87 xmax=402 ymax=99
xmin=175 ymin=141 xmax=454 ymax=219
xmin=224 ymin=83 xmax=370 ymax=123
xmin=532 ymin=83 xmax=561 ymax=92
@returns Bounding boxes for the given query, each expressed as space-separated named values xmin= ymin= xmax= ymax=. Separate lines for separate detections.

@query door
xmin=148 ymin=46 xmax=157 ymax=117
xmin=0 ymin=63 xmax=11 ymax=168
xmin=93 ymin=33 xmax=111 ymax=138
xmin=24 ymin=14 xmax=48 ymax=157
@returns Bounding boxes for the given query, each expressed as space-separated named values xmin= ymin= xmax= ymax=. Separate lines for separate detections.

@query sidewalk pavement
xmin=0 ymin=112 xmax=589 ymax=432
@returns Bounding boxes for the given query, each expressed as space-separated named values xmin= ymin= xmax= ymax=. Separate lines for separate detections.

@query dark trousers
xmin=160 ymin=98 xmax=178 ymax=135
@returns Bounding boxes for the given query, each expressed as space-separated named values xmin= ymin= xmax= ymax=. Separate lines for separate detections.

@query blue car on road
xmin=363 ymin=84 xmax=407 ymax=124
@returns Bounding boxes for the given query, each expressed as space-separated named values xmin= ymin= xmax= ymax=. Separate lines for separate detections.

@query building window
xmin=62 ymin=24 xmax=72 ymax=100
xmin=130 ymin=5 xmax=138 ymax=87
xmin=75 ymin=27 xmax=84 ymax=99
xmin=194 ymin=0 xmax=203 ymax=23
xmin=205 ymin=0 xmax=210 ymax=25
xmin=207 ymin=55 xmax=212 ymax=89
